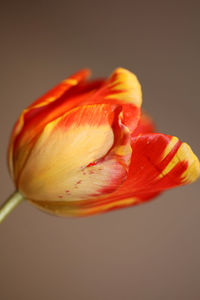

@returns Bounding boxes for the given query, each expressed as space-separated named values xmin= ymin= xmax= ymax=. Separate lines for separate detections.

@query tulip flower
xmin=0 ymin=67 xmax=199 ymax=222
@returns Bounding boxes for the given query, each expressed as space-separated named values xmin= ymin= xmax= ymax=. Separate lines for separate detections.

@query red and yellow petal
xmin=129 ymin=134 xmax=200 ymax=192
xmin=8 ymin=69 xmax=92 ymax=181
xmin=105 ymin=67 xmax=142 ymax=107
xmin=106 ymin=68 xmax=142 ymax=133
xmin=18 ymin=103 xmax=131 ymax=203
xmin=86 ymin=68 xmax=142 ymax=133
xmin=94 ymin=133 xmax=199 ymax=209
xmin=91 ymin=133 xmax=199 ymax=215
xmin=31 ymin=133 xmax=199 ymax=217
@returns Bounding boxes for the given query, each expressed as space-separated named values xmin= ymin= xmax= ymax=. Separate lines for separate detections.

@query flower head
xmin=8 ymin=68 xmax=200 ymax=216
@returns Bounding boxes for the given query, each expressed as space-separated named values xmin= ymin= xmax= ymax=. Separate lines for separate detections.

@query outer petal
xmin=102 ymin=133 xmax=200 ymax=199
xmin=18 ymin=104 xmax=132 ymax=203
xmin=8 ymin=69 xmax=91 ymax=181
xmin=30 ymin=133 xmax=200 ymax=216
xmin=130 ymin=134 xmax=200 ymax=189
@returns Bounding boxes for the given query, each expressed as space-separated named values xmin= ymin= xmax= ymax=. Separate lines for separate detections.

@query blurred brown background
xmin=0 ymin=0 xmax=200 ymax=299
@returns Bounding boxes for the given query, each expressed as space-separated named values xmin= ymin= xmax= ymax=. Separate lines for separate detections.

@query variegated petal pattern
xmin=8 ymin=67 xmax=200 ymax=217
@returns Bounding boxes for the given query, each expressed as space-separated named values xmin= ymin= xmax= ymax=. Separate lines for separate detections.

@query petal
xmin=8 ymin=69 xmax=92 ymax=181
xmin=104 ymin=67 xmax=142 ymax=107
xmin=30 ymin=133 xmax=200 ymax=217
xmin=86 ymin=67 xmax=142 ymax=133
xmin=105 ymin=67 xmax=142 ymax=132
xmin=18 ymin=104 xmax=131 ymax=203
xmin=129 ymin=133 xmax=200 ymax=191
xmin=108 ymin=133 xmax=200 ymax=205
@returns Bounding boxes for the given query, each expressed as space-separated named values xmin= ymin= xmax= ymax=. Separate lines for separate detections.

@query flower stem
xmin=0 ymin=191 xmax=24 ymax=224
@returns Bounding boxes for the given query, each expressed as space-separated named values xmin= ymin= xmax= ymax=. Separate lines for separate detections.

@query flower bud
xmin=8 ymin=68 xmax=200 ymax=216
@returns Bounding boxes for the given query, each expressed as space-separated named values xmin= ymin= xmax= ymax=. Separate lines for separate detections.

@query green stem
xmin=0 ymin=191 xmax=24 ymax=224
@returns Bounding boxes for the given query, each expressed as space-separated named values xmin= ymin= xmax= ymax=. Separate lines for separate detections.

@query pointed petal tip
xmin=178 ymin=143 xmax=200 ymax=184
xmin=159 ymin=136 xmax=200 ymax=185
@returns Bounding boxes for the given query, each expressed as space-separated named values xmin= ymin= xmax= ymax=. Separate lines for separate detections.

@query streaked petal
xmin=105 ymin=67 xmax=142 ymax=107
xmin=8 ymin=69 xmax=91 ymax=181
xmin=18 ymin=104 xmax=131 ymax=203
xmin=129 ymin=133 xmax=200 ymax=191
xmin=86 ymin=68 xmax=142 ymax=133
xmin=31 ymin=133 xmax=200 ymax=216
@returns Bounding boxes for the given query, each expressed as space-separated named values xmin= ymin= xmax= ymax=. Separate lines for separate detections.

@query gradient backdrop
xmin=1 ymin=1 xmax=200 ymax=299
